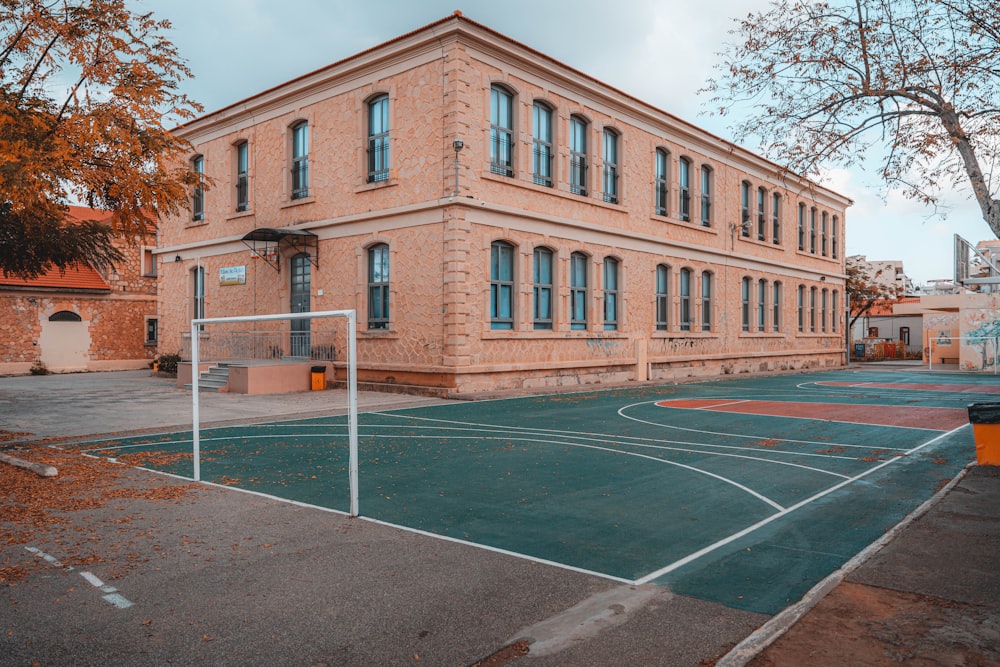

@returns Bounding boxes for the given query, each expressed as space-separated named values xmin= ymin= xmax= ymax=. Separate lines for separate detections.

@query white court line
xmin=632 ymin=424 xmax=969 ymax=585
xmin=24 ymin=547 xmax=134 ymax=609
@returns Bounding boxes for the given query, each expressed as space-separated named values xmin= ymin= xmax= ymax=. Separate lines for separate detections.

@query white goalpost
xmin=189 ymin=310 xmax=360 ymax=516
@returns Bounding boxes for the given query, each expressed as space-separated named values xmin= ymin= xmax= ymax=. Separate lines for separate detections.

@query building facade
xmin=0 ymin=207 xmax=158 ymax=375
xmin=156 ymin=12 xmax=850 ymax=395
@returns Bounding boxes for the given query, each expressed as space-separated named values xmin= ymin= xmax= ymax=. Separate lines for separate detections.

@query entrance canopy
xmin=241 ymin=228 xmax=318 ymax=272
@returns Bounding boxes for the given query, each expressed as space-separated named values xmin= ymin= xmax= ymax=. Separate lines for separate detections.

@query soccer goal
xmin=928 ymin=335 xmax=999 ymax=374
xmin=189 ymin=310 xmax=360 ymax=515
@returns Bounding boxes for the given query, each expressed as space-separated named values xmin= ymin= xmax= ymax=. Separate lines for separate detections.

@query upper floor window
xmin=701 ymin=271 xmax=712 ymax=331
xmin=570 ymin=252 xmax=588 ymax=330
xmin=368 ymin=94 xmax=390 ymax=183
xmin=602 ymin=129 xmax=619 ymax=204
xmin=798 ymin=203 xmax=806 ymax=250
xmin=772 ymin=193 xmax=781 ymax=245
xmin=142 ymin=247 xmax=156 ymax=277
xmin=740 ymin=181 xmax=751 ymax=237
xmin=832 ymin=216 xmax=840 ymax=259
xmin=490 ymin=86 xmax=514 ymax=177
xmin=678 ymin=158 xmax=691 ymax=221
xmin=809 ymin=207 xmax=817 ymax=253
xmin=533 ymin=246 xmax=554 ymax=330
xmin=368 ymin=244 xmax=390 ymax=329
xmin=655 ymin=149 xmax=669 ymax=216
xmin=603 ymin=257 xmax=619 ymax=330
xmin=569 ymin=116 xmax=588 ymax=196
xmin=655 ymin=264 xmax=670 ymax=331
xmin=679 ymin=268 xmax=692 ymax=331
xmin=532 ymin=102 xmax=553 ymax=187
xmin=291 ymin=121 xmax=309 ymax=199
xmin=821 ymin=212 xmax=829 ymax=256
xmin=193 ymin=266 xmax=205 ymax=328
xmin=700 ymin=166 xmax=712 ymax=227
xmin=490 ymin=241 xmax=515 ymax=330
xmin=235 ymin=142 xmax=249 ymax=212
xmin=191 ymin=155 xmax=204 ymax=221
xmin=757 ymin=188 xmax=766 ymax=240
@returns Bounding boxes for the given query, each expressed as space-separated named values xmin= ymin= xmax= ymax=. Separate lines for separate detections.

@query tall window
xmin=821 ymin=212 xmax=828 ymax=256
xmin=772 ymin=193 xmax=781 ymax=244
xmin=655 ymin=149 xmax=669 ymax=216
xmin=235 ymin=142 xmax=249 ymax=212
xmin=700 ymin=166 xmax=712 ymax=227
xmin=809 ymin=286 xmax=817 ymax=332
xmin=741 ymin=277 xmax=751 ymax=331
xmin=797 ymin=284 xmax=805 ymax=332
xmin=193 ymin=266 xmax=205 ymax=329
xmin=368 ymin=244 xmax=390 ymax=329
xmin=757 ymin=188 xmax=766 ymax=240
xmin=191 ymin=155 xmax=204 ymax=221
xmin=570 ymin=252 xmax=588 ymax=330
xmin=821 ymin=288 xmax=828 ymax=332
xmin=740 ymin=181 xmax=751 ymax=236
xmin=809 ymin=208 xmax=817 ymax=253
xmin=490 ymin=241 xmax=515 ymax=330
xmin=679 ymin=268 xmax=691 ymax=331
xmin=490 ymin=86 xmax=513 ymax=177
xmin=679 ymin=158 xmax=691 ymax=221
xmin=603 ymin=257 xmax=619 ymax=330
xmin=757 ymin=279 xmax=767 ymax=331
xmin=832 ymin=216 xmax=839 ymax=259
xmin=368 ymin=94 xmax=390 ymax=183
xmin=701 ymin=271 xmax=712 ymax=331
xmin=832 ymin=290 xmax=839 ymax=332
xmin=602 ymin=129 xmax=619 ymax=204
xmin=798 ymin=203 xmax=806 ymax=250
xmin=291 ymin=121 xmax=309 ymax=199
xmin=569 ymin=116 xmax=588 ymax=196
xmin=655 ymin=264 xmax=670 ymax=330
xmin=772 ymin=281 xmax=782 ymax=332
xmin=532 ymin=102 xmax=553 ymax=187
xmin=533 ymin=247 xmax=554 ymax=330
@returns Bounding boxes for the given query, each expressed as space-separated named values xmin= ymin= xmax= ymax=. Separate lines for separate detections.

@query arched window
xmin=291 ymin=121 xmax=309 ymax=199
xmin=679 ymin=268 xmax=692 ymax=331
xmin=368 ymin=94 xmax=390 ymax=183
xmin=655 ymin=149 xmax=669 ymax=216
xmin=533 ymin=246 xmax=554 ymax=330
xmin=701 ymin=271 xmax=713 ymax=331
xmin=569 ymin=116 xmax=588 ymax=196
xmin=602 ymin=129 xmax=619 ymax=204
xmin=368 ymin=244 xmax=390 ymax=329
xmin=532 ymin=102 xmax=554 ymax=186
xmin=655 ymin=264 xmax=670 ymax=330
xmin=191 ymin=155 xmax=204 ymax=221
xmin=570 ymin=252 xmax=589 ymax=329
xmin=741 ymin=277 xmax=751 ymax=331
xmin=700 ymin=166 xmax=712 ymax=227
xmin=235 ymin=142 xmax=249 ymax=212
xmin=490 ymin=241 xmax=515 ymax=330
xmin=490 ymin=85 xmax=514 ymax=177
xmin=49 ymin=310 xmax=82 ymax=322
xmin=603 ymin=257 xmax=619 ymax=330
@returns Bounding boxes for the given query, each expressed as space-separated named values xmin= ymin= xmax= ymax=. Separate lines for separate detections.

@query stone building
xmin=156 ymin=12 xmax=850 ymax=395
xmin=0 ymin=206 xmax=158 ymax=375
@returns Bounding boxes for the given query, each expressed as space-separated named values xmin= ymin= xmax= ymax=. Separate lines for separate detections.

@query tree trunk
xmin=940 ymin=106 xmax=1000 ymax=239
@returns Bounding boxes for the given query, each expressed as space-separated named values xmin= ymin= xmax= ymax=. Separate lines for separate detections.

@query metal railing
xmin=179 ymin=329 xmax=337 ymax=363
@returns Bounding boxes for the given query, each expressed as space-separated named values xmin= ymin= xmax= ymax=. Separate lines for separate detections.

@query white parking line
xmin=25 ymin=547 xmax=134 ymax=609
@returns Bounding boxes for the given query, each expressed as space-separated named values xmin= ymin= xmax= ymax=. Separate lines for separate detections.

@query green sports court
xmin=64 ymin=368 xmax=995 ymax=615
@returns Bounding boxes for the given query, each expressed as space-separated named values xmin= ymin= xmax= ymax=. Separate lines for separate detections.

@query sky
xmin=139 ymin=0 xmax=996 ymax=285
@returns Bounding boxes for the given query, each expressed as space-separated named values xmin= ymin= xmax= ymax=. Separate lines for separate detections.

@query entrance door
xmin=290 ymin=253 xmax=311 ymax=357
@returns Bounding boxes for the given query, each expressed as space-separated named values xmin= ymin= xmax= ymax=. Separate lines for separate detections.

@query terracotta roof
xmin=0 ymin=206 xmax=117 ymax=292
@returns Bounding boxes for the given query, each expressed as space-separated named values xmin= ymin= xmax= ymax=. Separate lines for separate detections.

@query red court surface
xmin=816 ymin=380 xmax=1000 ymax=394
xmin=655 ymin=399 xmax=969 ymax=431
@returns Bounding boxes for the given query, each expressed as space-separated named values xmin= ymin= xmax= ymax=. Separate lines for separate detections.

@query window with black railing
xmin=490 ymin=86 xmax=514 ymax=177
xmin=570 ymin=115 xmax=588 ymax=196
xmin=602 ymin=129 xmax=619 ymax=204
xmin=532 ymin=102 xmax=553 ymax=187
xmin=679 ymin=158 xmax=691 ymax=221
xmin=368 ymin=95 xmax=390 ymax=183
xmin=291 ymin=122 xmax=309 ymax=199
xmin=192 ymin=155 xmax=204 ymax=221
xmin=236 ymin=142 xmax=249 ymax=212
xmin=700 ymin=165 xmax=712 ymax=227
xmin=655 ymin=149 xmax=668 ymax=216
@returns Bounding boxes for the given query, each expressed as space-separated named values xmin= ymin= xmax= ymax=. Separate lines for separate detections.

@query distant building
xmin=0 ymin=206 xmax=158 ymax=375
xmin=155 ymin=12 xmax=850 ymax=395
xmin=847 ymin=255 xmax=914 ymax=296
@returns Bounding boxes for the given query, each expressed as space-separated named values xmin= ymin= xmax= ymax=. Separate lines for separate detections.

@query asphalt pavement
xmin=1 ymin=369 xmax=998 ymax=666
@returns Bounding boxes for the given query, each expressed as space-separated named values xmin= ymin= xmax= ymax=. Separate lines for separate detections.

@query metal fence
xmin=179 ymin=329 xmax=337 ymax=362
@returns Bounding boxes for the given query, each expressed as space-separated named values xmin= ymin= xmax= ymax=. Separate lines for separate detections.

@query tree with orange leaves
xmin=705 ymin=0 xmax=1000 ymax=239
xmin=0 ymin=0 xmax=201 ymax=278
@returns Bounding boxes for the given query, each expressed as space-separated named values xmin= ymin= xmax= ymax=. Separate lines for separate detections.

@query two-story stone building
xmin=156 ymin=12 xmax=850 ymax=395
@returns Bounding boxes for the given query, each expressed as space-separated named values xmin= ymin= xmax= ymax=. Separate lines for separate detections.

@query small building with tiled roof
xmin=0 ymin=206 xmax=159 ymax=374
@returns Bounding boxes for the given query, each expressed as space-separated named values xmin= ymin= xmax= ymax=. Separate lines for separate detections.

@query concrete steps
xmin=185 ymin=363 xmax=230 ymax=392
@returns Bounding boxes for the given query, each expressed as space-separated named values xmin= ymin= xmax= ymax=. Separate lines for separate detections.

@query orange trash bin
xmin=310 ymin=366 xmax=326 ymax=391
xmin=968 ymin=403 xmax=1000 ymax=465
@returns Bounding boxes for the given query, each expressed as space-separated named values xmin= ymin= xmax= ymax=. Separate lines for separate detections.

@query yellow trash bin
xmin=310 ymin=366 xmax=326 ymax=391
xmin=968 ymin=403 xmax=1000 ymax=466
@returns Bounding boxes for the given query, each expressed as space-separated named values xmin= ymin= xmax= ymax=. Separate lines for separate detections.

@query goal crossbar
xmin=190 ymin=309 xmax=360 ymax=516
